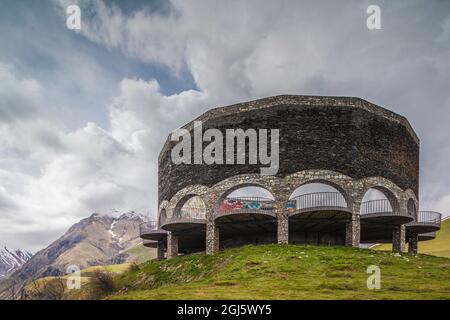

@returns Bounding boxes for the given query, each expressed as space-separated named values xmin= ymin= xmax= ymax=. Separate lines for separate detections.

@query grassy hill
xmin=23 ymin=262 xmax=131 ymax=300
xmin=22 ymin=243 xmax=155 ymax=300
xmin=123 ymin=243 xmax=157 ymax=263
xmin=108 ymin=244 xmax=450 ymax=300
xmin=373 ymin=217 xmax=450 ymax=257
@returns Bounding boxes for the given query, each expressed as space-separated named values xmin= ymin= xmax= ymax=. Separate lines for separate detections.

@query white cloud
xmin=0 ymin=62 xmax=211 ymax=250
xmin=70 ymin=0 xmax=450 ymax=217
xmin=2 ymin=0 xmax=450 ymax=251
xmin=0 ymin=64 xmax=43 ymax=123
xmin=61 ymin=0 xmax=187 ymax=72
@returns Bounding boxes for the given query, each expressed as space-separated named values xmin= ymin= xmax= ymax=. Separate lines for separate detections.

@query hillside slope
xmin=109 ymin=244 xmax=450 ymax=300
xmin=373 ymin=217 xmax=450 ymax=257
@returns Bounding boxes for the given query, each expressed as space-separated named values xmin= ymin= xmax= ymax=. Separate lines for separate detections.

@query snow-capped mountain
xmin=0 ymin=247 xmax=32 ymax=277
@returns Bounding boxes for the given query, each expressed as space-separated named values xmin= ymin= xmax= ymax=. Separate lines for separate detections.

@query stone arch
xmin=284 ymin=169 xmax=354 ymax=208
xmin=169 ymin=185 xmax=209 ymax=210
xmin=158 ymin=200 xmax=170 ymax=227
xmin=159 ymin=209 xmax=167 ymax=228
xmin=403 ymin=189 xmax=419 ymax=219
xmin=209 ymin=173 xmax=282 ymax=212
xmin=403 ymin=188 xmax=418 ymax=202
xmin=168 ymin=184 xmax=210 ymax=219
xmin=358 ymin=177 xmax=403 ymax=214
xmin=207 ymin=174 xmax=281 ymax=250
xmin=407 ymin=198 xmax=417 ymax=217
xmin=213 ymin=183 xmax=277 ymax=213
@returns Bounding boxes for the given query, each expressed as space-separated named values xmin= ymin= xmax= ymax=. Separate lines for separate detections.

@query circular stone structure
xmin=140 ymin=95 xmax=442 ymax=258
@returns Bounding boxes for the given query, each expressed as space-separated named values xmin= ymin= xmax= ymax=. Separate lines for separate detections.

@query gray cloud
xmin=1 ymin=0 xmax=450 ymax=250
xmin=72 ymin=0 xmax=450 ymax=209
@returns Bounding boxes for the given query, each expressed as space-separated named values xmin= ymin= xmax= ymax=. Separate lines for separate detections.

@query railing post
xmin=167 ymin=232 xmax=178 ymax=258
xmin=345 ymin=200 xmax=361 ymax=247
xmin=392 ymin=225 xmax=405 ymax=252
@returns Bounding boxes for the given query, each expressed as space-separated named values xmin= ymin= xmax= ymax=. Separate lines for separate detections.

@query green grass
xmin=24 ymin=263 xmax=132 ymax=299
xmin=374 ymin=217 xmax=450 ymax=258
xmin=80 ymin=263 xmax=131 ymax=275
xmin=125 ymin=244 xmax=157 ymax=263
xmin=23 ymin=244 xmax=155 ymax=299
xmin=108 ymin=244 xmax=450 ymax=300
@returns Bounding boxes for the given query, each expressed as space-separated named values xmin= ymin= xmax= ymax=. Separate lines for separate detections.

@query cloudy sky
xmin=0 ymin=0 xmax=449 ymax=251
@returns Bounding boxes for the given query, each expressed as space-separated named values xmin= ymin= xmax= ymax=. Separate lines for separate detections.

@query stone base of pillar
xmin=277 ymin=214 xmax=289 ymax=244
xmin=156 ymin=240 xmax=165 ymax=260
xmin=345 ymin=215 xmax=360 ymax=247
xmin=392 ymin=225 xmax=405 ymax=252
xmin=206 ymin=223 xmax=219 ymax=255
xmin=167 ymin=232 xmax=178 ymax=258
xmin=408 ymin=233 xmax=418 ymax=254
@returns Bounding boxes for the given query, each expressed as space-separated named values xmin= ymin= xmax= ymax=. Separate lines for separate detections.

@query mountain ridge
xmin=0 ymin=210 xmax=150 ymax=299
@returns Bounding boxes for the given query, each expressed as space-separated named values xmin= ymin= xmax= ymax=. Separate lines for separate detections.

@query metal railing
xmin=360 ymin=199 xmax=395 ymax=216
xmin=218 ymin=197 xmax=275 ymax=214
xmin=288 ymin=192 xmax=347 ymax=211
xmin=171 ymin=206 xmax=206 ymax=220
xmin=139 ymin=221 xmax=158 ymax=235
xmin=411 ymin=211 xmax=442 ymax=226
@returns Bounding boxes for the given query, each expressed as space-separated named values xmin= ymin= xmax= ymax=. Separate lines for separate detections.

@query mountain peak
xmin=118 ymin=211 xmax=148 ymax=221
xmin=0 ymin=246 xmax=32 ymax=277
xmin=87 ymin=210 xmax=148 ymax=221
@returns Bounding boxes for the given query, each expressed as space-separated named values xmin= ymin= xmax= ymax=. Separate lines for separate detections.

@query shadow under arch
xmin=287 ymin=178 xmax=352 ymax=209
xmin=360 ymin=185 xmax=413 ymax=243
xmin=162 ymin=193 xmax=207 ymax=254
xmin=214 ymin=184 xmax=278 ymax=249
xmin=173 ymin=194 xmax=207 ymax=220
xmin=359 ymin=185 xmax=404 ymax=220
xmin=287 ymin=181 xmax=352 ymax=246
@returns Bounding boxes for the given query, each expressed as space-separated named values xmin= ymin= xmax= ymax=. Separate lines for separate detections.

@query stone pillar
xmin=206 ymin=222 xmax=219 ymax=255
xmin=408 ymin=233 xmax=418 ymax=254
xmin=156 ymin=240 xmax=165 ymax=260
xmin=277 ymin=214 xmax=289 ymax=244
xmin=392 ymin=225 xmax=405 ymax=252
xmin=275 ymin=197 xmax=289 ymax=244
xmin=205 ymin=201 xmax=219 ymax=255
xmin=203 ymin=197 xmax=219 ymax=255
xmin=167 ymin=232 xmax=178 ymax=258
xmin=345 ymin=209 xmax=360 ymax=247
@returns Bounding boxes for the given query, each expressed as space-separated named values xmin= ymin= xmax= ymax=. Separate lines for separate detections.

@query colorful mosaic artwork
xmin=219 ymin=198 xmax=298 ymax=213
xmin=286 ymin=200 xmax=296 ymax=212
xmin=219 ymin=198 xmax=274 ymax=213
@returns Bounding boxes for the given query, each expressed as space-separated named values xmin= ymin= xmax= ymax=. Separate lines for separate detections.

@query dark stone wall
xmin=159 ymin=96 xmax=419 ymax=203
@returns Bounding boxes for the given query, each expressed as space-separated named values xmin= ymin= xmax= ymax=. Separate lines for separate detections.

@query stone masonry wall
xmin=159 ymin=95 xmax=419 ymax=204
xmin=156 ymin=96 xmax=420 ymax=256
